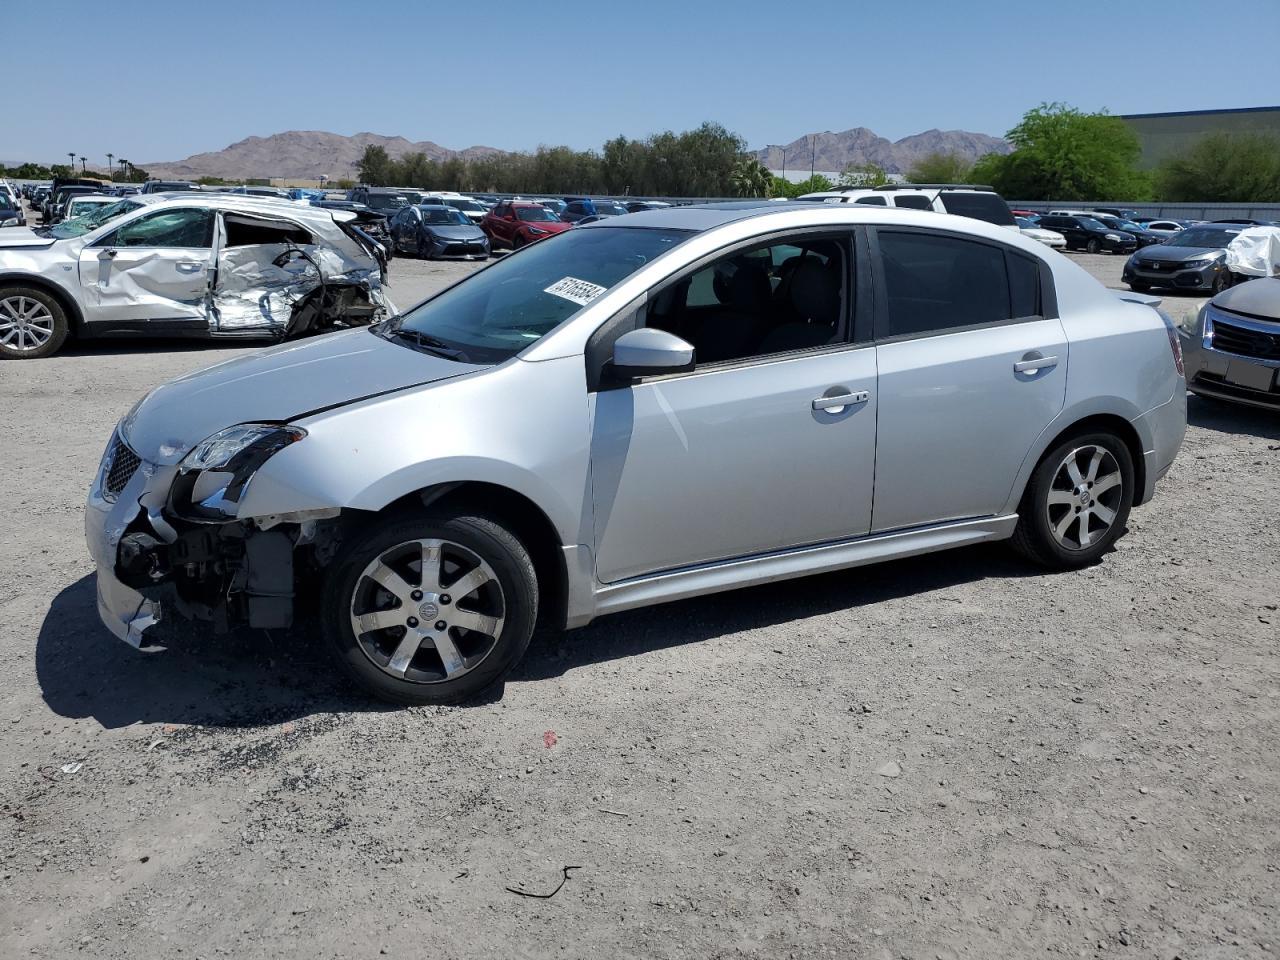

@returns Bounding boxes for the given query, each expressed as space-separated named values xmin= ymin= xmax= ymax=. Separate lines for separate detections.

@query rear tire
xmin=1011 ymin=431 xmax=1134 ymax=570
xmin=0 ymin=286 xmax=71 ymax=359
xmin=322 ymin=511 xmax=538 ymax=706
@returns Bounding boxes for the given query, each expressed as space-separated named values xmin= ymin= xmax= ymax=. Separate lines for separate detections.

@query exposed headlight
xmin=1186 ymin=252 xmax=1222 ymax=264
xmin=175 ymin=423 xmax=306 ymax=518
xmin=1178 ymin=307 xmax=1203 ymax=336
xmin=1105 ymin=233 xmax=1122 ymax=241
xmin=0 ymin=217 xmax=17 ymax=227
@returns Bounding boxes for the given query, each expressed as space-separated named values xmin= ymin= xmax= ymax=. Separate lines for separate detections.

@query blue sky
xmin=10 ymin=0 xmax=1279 ymax=165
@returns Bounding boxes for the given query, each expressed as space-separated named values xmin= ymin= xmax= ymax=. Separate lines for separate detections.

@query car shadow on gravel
xmin=1187 ymin=394 xmax=1280 ymax=440
xmin=513 ymin=542 xmax=1042 ymax=684
xmin=37 ymin=575 xmax=390 ymax=729
xmin=38 ymin=544 xmax=1054 ymax=723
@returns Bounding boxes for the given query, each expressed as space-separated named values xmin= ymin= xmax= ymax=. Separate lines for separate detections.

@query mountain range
xmin=754 ymin=128 xmax=1011 ymax=175
xmin=145 ymin=131 xmax=503 ymax=181
xmin=144 ymin=126 xmax=1011 ymax=181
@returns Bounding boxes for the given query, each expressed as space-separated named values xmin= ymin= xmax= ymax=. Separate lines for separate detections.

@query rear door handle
xmin=813 ymin=390 xmax=870 ymax=411
xmin=1014 ymin=354 xmax=1058 ymax=374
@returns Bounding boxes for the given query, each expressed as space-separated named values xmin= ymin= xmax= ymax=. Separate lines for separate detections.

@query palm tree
xmin=730 ymin=156 xmax=773 ymax=198
xmin=67 ymin=151 xmax=76 ymax=173
xmin=106 ymin=153 xmax=114 ymax=180
xmin=79 ymin=156 xmax=87 ymax=174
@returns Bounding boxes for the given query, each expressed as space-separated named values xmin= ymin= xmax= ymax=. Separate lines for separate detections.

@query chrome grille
xmin=1212 ymin=318 xmax=1280 ymax=361
xmin=103 ymin=434 xmax=141 ymax=502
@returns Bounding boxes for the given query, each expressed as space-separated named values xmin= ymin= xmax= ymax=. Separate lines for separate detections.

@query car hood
xmin=0 ymin=227 xmax=55 ymax=249
xmin=424 ymin=224 xmax=486 ymax=241
xmin=122 ymin=327 xmax=487 ymax=465
xmin=1135 ymin=244 xmax=1223 ymax=263
xmin=1211 ymin=276 xmax=1280 ymax=320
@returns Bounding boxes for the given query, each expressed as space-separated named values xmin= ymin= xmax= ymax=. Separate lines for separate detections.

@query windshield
xmin=446 ymin=198 xmax=484 ymax=212
xmin=423 ymin=207 xmax=467 ymax=225
xmin=382 ymin=226 xmax=690 ymax=363
xmin=1166 ymin=227 xmax=1239 ymax=249
xmin=1016 ymin=217 xmax=1034 ymax=229
xmin=366 ymin=194 xmax=408 ymax=211
xmin=1077 ymin=217 xmax=1106 ymax=230
xmin=1113 ymin=220 xmax=1143 ymax=231
xmin=516 ymin=206 xmax=559 ymax=222
xmin=68 ymin=200 xmax=110 ymax=216
xmin=594 ymin=203 xmax=628 ymax=216
xmin=48 ymin=199 xmax=142 ymax=238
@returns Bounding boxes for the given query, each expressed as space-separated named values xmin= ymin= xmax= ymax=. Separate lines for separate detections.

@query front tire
xmin=1011 ymin=431 xmax=1134 ymax=569
xmin=322 ymin=511 xmax=538 ymax=705
xmin=0 ymin=286 xmax=71 ymax=359
xmin=1086 ymin=238 xmax=1101 ymax=254
xmin=1128 ymin=281 xmax=1151 ymax=293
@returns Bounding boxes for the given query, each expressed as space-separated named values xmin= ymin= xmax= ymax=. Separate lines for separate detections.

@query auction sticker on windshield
xmin=544 ymin=276 xmax=607 ymax=306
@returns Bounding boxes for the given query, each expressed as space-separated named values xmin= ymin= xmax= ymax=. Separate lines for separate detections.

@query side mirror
xmin=610 ymin=328 xmax=695 ymax=380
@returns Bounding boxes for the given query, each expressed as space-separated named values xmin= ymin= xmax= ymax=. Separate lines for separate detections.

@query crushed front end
xmin=85 ymin=423 xmax=340 ymax=649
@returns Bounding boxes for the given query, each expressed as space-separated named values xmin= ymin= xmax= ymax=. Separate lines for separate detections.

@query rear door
xmin=76 ymin=207 xmax=215 ymax=329
xmin=869 ymin=227 xmax=1067 ymax=532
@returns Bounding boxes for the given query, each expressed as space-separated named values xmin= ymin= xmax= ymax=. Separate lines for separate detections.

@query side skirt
xmin=584 ymin=515 xmax=1019 ymax=623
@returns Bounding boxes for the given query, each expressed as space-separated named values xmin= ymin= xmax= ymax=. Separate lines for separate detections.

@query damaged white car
xmin=0 ymin=194 xmax=393 ymax=359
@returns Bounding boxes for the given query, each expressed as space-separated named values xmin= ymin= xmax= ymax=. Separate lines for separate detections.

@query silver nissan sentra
xmin=86 ymin=202 xmax=1187 ymax=705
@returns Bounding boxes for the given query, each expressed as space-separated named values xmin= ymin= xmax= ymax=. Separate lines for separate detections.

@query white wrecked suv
xmin=0 ymin=194 xmax=391 ymax=359
xmin=86 ymin=202 xmax=1187 ymax=705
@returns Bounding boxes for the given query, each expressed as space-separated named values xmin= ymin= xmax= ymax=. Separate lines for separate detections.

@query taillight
xmin=1157 ymin=309 xmax=1184 ymax=377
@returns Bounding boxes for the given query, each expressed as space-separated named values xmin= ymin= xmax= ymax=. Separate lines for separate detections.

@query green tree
xmin=357 ymin=145 xmax=395 ymax=185
xmin=905 ymin=151 xmax=973 ymax=184
xmin=838 ymin=162 xmax=888 ymax=188
xmin=973 ymin=102 xmax=1150 ymax=201
xmin=730 ymin=157 xmax=773 ymax=197
xmin=1156 ymin=132 xmax=1280 ymax=203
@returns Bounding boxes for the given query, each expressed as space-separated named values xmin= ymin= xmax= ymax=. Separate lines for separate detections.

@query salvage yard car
xmin=1180 ymin=277 xmax=1280 ymax=409
xmin=0 ymin=194 xmax=392 ymax=359
xmin=1123 ymin=223 xmax=1242 ymax=294
xmin=86 ymin=201 xmax=1186 ymax=705
xmin=388 ymin=204 xmax=489 ymax=260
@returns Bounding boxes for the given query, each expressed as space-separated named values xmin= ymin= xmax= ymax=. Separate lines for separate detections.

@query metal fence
xmin=1010 ymin=200 xmax=1280 ymax=221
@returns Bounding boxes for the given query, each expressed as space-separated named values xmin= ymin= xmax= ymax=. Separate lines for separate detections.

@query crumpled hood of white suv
xmin=122 ymin=327 xmax=487 ymax=465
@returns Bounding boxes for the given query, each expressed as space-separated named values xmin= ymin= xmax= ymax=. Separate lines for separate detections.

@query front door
xmin=869 ymin=228 xmax=1068 ymax=532
xmin=77 ymin=207 xmax=216 ymax=328
xmin=589 ymin=232 xmax=877 ymax=583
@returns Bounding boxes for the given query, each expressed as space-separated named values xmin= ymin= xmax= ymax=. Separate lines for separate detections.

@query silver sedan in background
xmin=85 ymin=202 xmax=1187 ymax=705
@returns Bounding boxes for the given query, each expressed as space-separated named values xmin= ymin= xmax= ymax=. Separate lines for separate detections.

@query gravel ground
xmin=2 ymin=247 xmax=1278 ymax=959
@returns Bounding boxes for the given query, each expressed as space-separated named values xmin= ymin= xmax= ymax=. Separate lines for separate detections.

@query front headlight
xmin=527 ymin=227 xmax=548 ymax=235
xmin=175 ymin=423 xmax=306 ymax=518
xmin=1105 ymin=233 xmax=1122 ymax=241
xmin=1186 ymin=252 xmax=1222 ymax=264
xmin=0 ymin=217 xmax=17 ymax=227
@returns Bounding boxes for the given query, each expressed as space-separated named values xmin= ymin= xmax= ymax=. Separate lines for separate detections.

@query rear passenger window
xmin=1008 ymin=253 xmax=1040 ymax=318
xmin=877 ymin=232 xmax=1028 ymax=338
xmin=854 ymin=196 xmax=886 ymax=206
xmin=893 ymin=195 xmax=933 ymax=211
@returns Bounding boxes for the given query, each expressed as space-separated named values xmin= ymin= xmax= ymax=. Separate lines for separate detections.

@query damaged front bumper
xmin=85 ymin=431 xmax=338 ymax=649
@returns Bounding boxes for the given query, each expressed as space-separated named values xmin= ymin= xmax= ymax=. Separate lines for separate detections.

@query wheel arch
xmin=0 ymin=272 xmax=86 ymax=336
xmin=375 ymin=481 xmax=570 ymax=631
xmin=1005 ymin=410 xmax=1147 ymax=515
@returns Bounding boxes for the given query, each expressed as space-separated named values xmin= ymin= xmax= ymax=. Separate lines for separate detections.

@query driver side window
xmin=99 ymin=209 xmax=214 ymax=248
xmin=644 ymin=236 xmax=851 ymax=366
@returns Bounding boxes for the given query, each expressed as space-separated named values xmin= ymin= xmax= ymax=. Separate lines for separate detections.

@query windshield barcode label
xmin=544 ymin=276 xmax=607 ymax=306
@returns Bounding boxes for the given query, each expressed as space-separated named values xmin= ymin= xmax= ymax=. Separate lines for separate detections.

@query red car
xmin=481 ymin=200 xmax=571 ymax=250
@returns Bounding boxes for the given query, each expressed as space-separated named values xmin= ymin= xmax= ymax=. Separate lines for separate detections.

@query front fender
xmin=234 ymin=355 xmax=592 ymax=545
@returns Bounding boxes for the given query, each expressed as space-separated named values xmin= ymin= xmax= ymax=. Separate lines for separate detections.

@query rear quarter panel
xmin=999 ymin=254 xmax=1181 ymax=513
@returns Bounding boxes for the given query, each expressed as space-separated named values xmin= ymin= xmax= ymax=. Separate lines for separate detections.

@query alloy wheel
xmin=1045 ymin=444 xmax=1124 ymax=551
xmin=0 ymin=296 xmax=55 ymax=353
xmin=349 ymin=538 xmax=505 ymax=683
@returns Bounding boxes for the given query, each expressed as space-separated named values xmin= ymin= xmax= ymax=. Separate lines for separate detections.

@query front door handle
xmin=175 ymin=261 xmax=205 ymax=273
xmin=813 ymin=390 xmax=870 ymax=412
xmin=1014 ymin=353 xmax=1058 ymax=374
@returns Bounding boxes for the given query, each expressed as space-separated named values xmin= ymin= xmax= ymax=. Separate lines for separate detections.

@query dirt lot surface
xmin=2 ymin=249 xmax=1278 ymax=959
